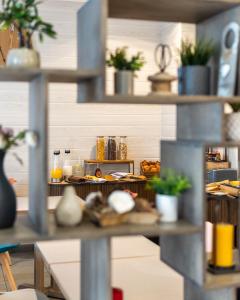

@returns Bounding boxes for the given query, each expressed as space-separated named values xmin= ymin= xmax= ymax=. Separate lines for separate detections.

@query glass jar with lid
xmin=50 ymin=150 xmax=63 ymax=183
xmin=118 ymin=136 xmax=128 ymax=160
xmin=108 ymin=136 xmax=117 ymax=160
xmin=96 ymin=136 xmax=105 ymax=161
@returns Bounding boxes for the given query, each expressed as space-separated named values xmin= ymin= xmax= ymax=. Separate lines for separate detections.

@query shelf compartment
xmin=0 ymin=213 xmax=201 ymax=244
xmin=108 ymin=0 xmax=239 ymax=23
xmin=0 ymin=68 xmax=99 ymax=83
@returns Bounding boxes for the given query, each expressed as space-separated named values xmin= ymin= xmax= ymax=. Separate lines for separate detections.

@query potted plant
xmin=0 ymin=0 xmax=57 ymax=68
xmin=226 ymin=103 xmax=240 ymax=141
xmin=178 ymin=39 xmax=215 ymax=95
xmin=106 ymin=47 xmax=145 ymax=95
xmin=147 ymin=169 xmax=191 ymax=222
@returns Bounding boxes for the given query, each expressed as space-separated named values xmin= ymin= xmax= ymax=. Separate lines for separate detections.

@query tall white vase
xmin=155 ymin=194 xmax=178 ymax=223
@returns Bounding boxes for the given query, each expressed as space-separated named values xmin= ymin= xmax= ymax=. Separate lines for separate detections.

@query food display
xmin=96 ymin=136 xmax=105 ymax=161
xmin=108 ymin=136 xmax=117 ymax=160
xmin=140 ymin=160 xmax=160 ymax=178
xmin=118 ymin=136 xmax=127 ymax=160
xmin=206 ymin=180 xmax=240 ymax=197
xmin=84 ymin=191 xmax=159 ymax=227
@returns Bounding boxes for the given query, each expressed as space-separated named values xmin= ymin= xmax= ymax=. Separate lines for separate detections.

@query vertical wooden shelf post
xmin=77 ymin=0 xmax=107 ymax=102
xmin=81 ymin=238 xmax=111 ymax=300
xmin=29 ymin=75 xmax=48 ymax=234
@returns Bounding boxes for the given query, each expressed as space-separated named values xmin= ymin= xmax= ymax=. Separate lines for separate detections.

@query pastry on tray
xmin=67 ymin=175 xmax=86 ymax=183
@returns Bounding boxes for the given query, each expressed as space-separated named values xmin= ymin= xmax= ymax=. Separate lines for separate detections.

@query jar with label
xmin=50 ymin=150 xmax=63 ymax=183
xmin=96 ymin=136 xmax=105 ymax=161
xmin=108 ymin=136 xmax=117 ymax=160
xmin=118 ymin=136 xmax=128 ymax=160
xmin=63 ymin=150 xmax=73 ymax=179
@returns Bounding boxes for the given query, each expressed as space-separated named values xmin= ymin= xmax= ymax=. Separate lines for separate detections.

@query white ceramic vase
xmin=155 ymin=194 xmax=178 ymax=223
xmin=226 ymin=112 xmax=240 ymax=141
xmin=55 ymin=186 xmax=83 ymax=227
xmin=6 ymin=48 xmax=40 ymax=68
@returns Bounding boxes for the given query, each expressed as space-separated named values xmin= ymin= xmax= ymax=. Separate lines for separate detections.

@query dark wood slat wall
xmin=49 ymin=181 xmax=155 ymax=202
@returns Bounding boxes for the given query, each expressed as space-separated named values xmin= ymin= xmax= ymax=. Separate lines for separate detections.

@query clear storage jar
xmin=96 ymin=136 xmax=105 ymax=161
xmin=108 ymin=136 xmax=117 ymax=160
xmin=118 ymin=136 xmax=128 ymax=160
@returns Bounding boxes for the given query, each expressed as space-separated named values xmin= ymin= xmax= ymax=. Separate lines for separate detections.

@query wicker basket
xmin=140 ymin=161 xmax=160 ymax=179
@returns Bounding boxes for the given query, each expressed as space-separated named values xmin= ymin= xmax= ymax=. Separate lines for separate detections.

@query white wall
xmin=1 ymin=1 xmax=186 ymax=196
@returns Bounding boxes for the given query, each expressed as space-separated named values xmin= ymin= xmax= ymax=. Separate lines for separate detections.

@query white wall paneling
xmin=0 ymin=1 xmax=193 ymax=196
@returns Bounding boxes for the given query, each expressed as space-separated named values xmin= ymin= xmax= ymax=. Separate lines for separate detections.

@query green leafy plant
xmin=146 ymin=169 xmax=191 ymax=197
xmin=229 ymin=103 xmax=240 ymax=112
xmin=106 ymin=47 xmax=145 ymax=71
xmin=180 ymin=39 xmax=215 ymax=66
xmin=0 ymin=0 xmax=57 ymax=49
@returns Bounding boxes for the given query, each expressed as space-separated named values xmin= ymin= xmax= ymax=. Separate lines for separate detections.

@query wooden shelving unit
xmin=0 ymin=213 xmax=201 ymax=244
xmin=108 ymin=0 xmax=239 ymax=23
xmin=0 ymin=0 xmax=239 ymax=299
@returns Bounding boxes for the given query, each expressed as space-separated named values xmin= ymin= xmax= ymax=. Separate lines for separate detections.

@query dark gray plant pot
xmin=178 ymin=66 xmax=210 ymax=95
xmin=0 ymin=150 xmax=16 ymax=228
xmin=114 ymin=71 xmax=134 ymax=95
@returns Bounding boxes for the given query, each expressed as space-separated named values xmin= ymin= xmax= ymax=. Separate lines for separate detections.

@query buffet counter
xmin=48 ymin=179 xmax=155 ymax=203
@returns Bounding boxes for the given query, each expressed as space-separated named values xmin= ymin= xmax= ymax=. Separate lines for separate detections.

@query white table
xmin=35 ymin=237 xmax=183 ymax=300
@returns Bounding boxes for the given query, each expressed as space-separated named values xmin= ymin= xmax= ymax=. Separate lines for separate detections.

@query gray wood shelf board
xmin=0 ymin=68 xmax=99 ymax=83
xmin=0 ymin=213 xmax=201 ymax=243
xmin=83 ymin=95 xmax=240 ymax=105
xmin=108 ymin=0 xmax=240 ymax=23
xmin=205 ymin=272 xmax=240 ymax=290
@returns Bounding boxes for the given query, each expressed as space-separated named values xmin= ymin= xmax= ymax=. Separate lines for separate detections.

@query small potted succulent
xmin=0 ymin=126 xmax=37 ymax=228
xmin=0 ymin=0 xmax=57 ymax=68
xmin=147 ymin=169 xmax=191 ymax=222
xmin=106 ymin=47 xmax=145 ymax=95
xmin=226 ymin=103 xmax=240 ymax=141
xmin=178 ymin=39 xmax=215 ymax=95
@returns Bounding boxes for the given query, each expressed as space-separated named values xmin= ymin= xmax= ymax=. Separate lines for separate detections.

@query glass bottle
xmin=118 ymin=136 xmax=128 ymax=160
xmin=50 ymin=150 xmax=63 ymax=183
xmin=108 ymin=136 xmax=117 ymax=160
xmin=96 ymin=136 xmax=105 ymax=161
xmin=63 ymin=149 xmax=72 ymax=179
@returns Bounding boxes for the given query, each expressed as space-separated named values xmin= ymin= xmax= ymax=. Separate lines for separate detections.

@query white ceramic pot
xmin=226 ymin=112 xmax=240 ymax=141
xmin=155 ymin=194 xmax=178 ymax=223
xmin=55 ymin=186 xmax=83 ymax=227
xmin=6 ymin=48 xmax=40 ymax=68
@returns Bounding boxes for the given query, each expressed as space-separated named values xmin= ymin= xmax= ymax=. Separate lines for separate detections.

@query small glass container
xmin=72 ymin=159 xmax=84 ymax=177
xmin=63 ymin=149 xmax=72 ymax=179
xmin=118 ymin=136 xmax=127 ymax=160
xmin=50 ymin=150 xmax=63 ymax=183
xmin=108 ymin=136 xmax=117 ymax=160
xmin=96 ymin=136 xmax=105 ymax=161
